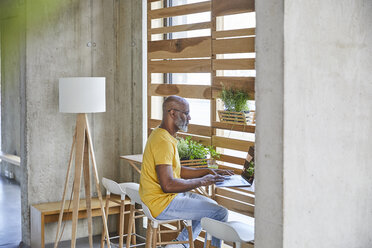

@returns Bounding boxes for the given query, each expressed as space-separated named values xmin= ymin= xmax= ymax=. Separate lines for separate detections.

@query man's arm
xmin=180 ymin=166 xmax=234 ymax=179
xmin=156 ymin=164 xmax=225 ymax=193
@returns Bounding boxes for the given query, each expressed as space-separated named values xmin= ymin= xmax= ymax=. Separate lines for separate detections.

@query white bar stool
xmin=126 ymin=187 xmax=195 ymax=248
xmin=101 ymin=178 xmax=145 ymax=248
xmin=201 ymin=217 xmax=254 ymax=248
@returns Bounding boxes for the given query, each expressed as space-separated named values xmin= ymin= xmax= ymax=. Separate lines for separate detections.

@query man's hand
xmin=209 ymin=168 xmax=234 ymax=176
xmin=200 ymin=174 xmax=225 ymax=186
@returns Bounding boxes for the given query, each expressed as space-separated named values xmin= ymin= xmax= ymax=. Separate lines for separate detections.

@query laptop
xmin=216 ymin=146 xmax=254 ymax=188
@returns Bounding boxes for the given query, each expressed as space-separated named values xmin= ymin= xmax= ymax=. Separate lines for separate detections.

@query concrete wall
xmin=255 ymin=0 xmax=284 ymax=247
xmin=0 ymin=0 xmax=22 ymax=181
xmin=0 ymin=0 xmax=143 ymax=245
xmin=256 ymin=0 xmax=372 ymax=247
xmin=283 ymin=0 xmax=372 ymax=247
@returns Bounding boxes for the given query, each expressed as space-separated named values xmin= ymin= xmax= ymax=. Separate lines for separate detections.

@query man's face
xmin=174 ymin=104 xmax=190 ymax=132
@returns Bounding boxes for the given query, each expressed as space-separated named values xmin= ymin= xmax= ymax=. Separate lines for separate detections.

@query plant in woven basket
xmin=220 ymin=86 xmax=249 ymax=112
xmin=177 ymin=136 xmax=220 ymax=161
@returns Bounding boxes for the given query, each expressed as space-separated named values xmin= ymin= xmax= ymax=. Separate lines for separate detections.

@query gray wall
xmin=283 ymin=0 xmax=372 ymax=247
xmin=256 ymin=0 xmax=372 ymax=247
xmin=255 ymin=0 xmax=284 ymax=247
xmin=2 ymin=0 xmax=143 ymax=245
xmin=0 ymin=0 xmax=22 ymax=181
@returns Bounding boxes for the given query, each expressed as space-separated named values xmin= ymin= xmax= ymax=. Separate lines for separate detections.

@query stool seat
xmin=201 ymin=217 xmax=254 ymax=248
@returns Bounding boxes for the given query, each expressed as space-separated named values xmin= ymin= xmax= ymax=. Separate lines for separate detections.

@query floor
xmin=0 ymin=176 xmax=21 ymax=248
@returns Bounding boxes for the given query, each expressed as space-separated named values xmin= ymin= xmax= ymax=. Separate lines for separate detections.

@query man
xmin=139 ymin=95 xmax=233 ymax=248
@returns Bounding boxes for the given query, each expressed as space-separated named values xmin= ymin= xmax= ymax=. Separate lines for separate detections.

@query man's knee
xmin=215 ymin=206 xmax=228 ymax=222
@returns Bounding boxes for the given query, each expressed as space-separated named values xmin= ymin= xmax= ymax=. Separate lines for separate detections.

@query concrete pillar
xmin=256 ymin=0 xmax=372 ymax=247
xmin=283 ymin=0 xmax=372 ymax=247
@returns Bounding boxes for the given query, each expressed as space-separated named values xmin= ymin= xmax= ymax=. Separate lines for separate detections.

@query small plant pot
xmin=218 ymin=110 xmax=255 ymax=125
xmin=180 ymin=158 xmax=212 ymax=168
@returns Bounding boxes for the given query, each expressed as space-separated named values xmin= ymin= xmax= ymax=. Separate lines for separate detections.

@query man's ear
xmin=169 ymin=109 xmax=176 ymax=119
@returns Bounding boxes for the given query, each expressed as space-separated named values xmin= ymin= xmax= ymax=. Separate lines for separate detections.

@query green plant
xmin=177 ymin=136 xmax=220 ymax=161
xmin=220 ymin=86 xmax=250 ymax=112
xmin=246 ymin=161 xmax=255 ymax=176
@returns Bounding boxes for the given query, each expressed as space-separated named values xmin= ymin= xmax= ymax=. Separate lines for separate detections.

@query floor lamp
xmin=54 ymin=77 xmax=111 ymax=248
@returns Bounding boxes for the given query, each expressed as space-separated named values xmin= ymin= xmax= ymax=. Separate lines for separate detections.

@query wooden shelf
xmin=212 ymin=121 xmax=255 ymax=133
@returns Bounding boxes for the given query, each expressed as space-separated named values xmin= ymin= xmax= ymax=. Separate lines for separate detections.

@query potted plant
xmin=177 ymin=136 xmax=220 ymax=168
xmin=218 ymin=86 xmax=255 ymax=125
xmin=242 ymin=146 xmax=255 ymax=184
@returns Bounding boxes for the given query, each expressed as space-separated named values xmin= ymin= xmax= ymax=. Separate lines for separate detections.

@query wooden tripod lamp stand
xmin=54 ymin=77 xmax=111 ymax=248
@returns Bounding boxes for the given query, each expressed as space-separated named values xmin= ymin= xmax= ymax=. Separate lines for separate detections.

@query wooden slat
xmin=212 ymin=135 xmax=254 ymax=152
xmin=212 ymin=121 xmax=256 ymax=133
xmin=213 ymin=59 xmax=255 ymax=70
xmin=213 ymin=37 xmax=255 ymax=54
xmin=149 ymin=2 xmax=211 ymax=19
xmin=148 ymin=127 xmax=211 ymax=146
xmin=148 ymin=84 xmax=211 ymax=99
xmin=212 ymin=76 xmax=255 ymax=99
xmin=212 ymin=0 xmax=254 ymax=16
xmin=218 ymin=154 xmax=245 ymax=165
xmin=212 ymin=28 xmax=255 ymax=38
xmin=215 ymin=187 xmax=255 ymax=205
xmin=177 ymin=133 xmax=211 ymax=146
xmin=151 ymin=22 xmax=211 ymax=35
xmin=149 ymin=119 xmax=211 ymax=137
xmin=215 ymin=164 xmax=243 ymax=175
xmin=215 ymin=195 xmax=254 ymax=217
xmin=149 ymin=37 xmax=211 ymax=59
xmin=148 ymin=0 xmax=161 ymax=2
xmin=149 ymin=59 xmax=211 ymax=73
xmin=213 ymin=76 xmax=255 ymax=88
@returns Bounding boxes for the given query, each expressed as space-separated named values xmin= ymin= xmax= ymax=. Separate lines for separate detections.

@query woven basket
xmin=218 ymin=110 xmax=255 ymax=125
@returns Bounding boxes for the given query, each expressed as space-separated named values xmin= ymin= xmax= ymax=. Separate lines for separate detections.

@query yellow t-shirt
xmin=139 ymin=127 xmax=181 ymax=217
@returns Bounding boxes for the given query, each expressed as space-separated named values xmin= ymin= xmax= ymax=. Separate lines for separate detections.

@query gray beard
xmin=177 ymin=124 xmax=188 ymax=132
xmin=175 ymin=117 xmax=188 ymax=132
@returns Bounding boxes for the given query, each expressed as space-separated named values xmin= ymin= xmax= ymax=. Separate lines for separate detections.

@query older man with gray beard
xmin=139 ymin=95 xmax=232 ymax=248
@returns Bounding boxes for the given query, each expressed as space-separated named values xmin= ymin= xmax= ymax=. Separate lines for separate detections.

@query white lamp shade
xmin=59 ymin=77 xmax=106 ymax=113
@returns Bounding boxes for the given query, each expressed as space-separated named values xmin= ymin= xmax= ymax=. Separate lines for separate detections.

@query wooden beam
xmin=213 ymin=58 xmax=255 ymax=70
xmin=215 ymin=188 xmax=255 ymax=205
xmin=149 ymin=59 xmax=211 ymax=73
xmin=212 ymin=28 xmax=255 ymax=39
xmin=148 ymin=84 xmax=211 ymax=99
xmin=213 ymin=37 xmax=255 ymax=54
xmin=214 ymin=195 xmax=254 ymax=217
xmin=149 ymin=119 xmax=211 ymax=137
xmin=212 ymin=76 xmax=255 ymax=99
xmin=149 ymin=1 xmax=211 ymax=19
xmin=177 ymin=133 xmax=211 ymax=146
xmin=151 ymin=22 xmax=211 ymax=35
xmin=212 ymin=121 xmax=255 ymax=133
xmin=218 ymin=154 xmax=245 ymax=165
xmin=212 ymin=0 xmax=254 ymax=17
xmin=149 ymin=37 xmax=211 ymax=59
xmin=212 ymin=135 xmax=254 ymax=152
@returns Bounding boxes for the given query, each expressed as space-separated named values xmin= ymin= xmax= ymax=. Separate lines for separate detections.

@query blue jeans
xmin=156 ymin=192 xmax=228 ymax=248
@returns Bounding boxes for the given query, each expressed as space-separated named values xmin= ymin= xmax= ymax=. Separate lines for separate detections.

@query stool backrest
xmin=102 ymin=177 xmax=125 ymax=195
xmin=201 ymin=218 xmax=254 ymax=243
